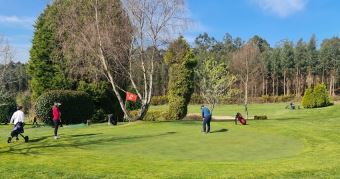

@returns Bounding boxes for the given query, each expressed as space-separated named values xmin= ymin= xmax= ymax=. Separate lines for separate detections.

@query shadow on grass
xmin=0 ymin=131 xmax=177 ymax=155
xmin=272 ymin=117 xmax=300 ymax=121
xmin=29 ymin=136 xmax=50 ymax=143
xmin=210 ymin=128 xmax=228 ymax=133
xmin=69 ymin=133 xmax=103 ymax=138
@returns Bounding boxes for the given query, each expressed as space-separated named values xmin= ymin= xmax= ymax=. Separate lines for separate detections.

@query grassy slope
xmin=0 ymin=104 xmax=340 ymax=178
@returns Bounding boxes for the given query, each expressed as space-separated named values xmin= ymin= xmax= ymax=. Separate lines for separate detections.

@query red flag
xmin=126 ymin=92 xmax=137 ymax=102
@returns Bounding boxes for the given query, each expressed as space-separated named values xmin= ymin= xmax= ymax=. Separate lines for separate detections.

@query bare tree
xmin=0 ymin=36 xmax=15 ymax=100
xmin=57 ymin=0 xmax=188 ymax=120
xmin=231 ymin=42 xmax=260 ymax=119
xmin=123 ymin=0 xmax=188 ymax=119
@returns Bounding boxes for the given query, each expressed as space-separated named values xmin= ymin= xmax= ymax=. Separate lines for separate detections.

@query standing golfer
xmin=52 ymin=102 xmax=61 ymax=139
xmin=201 ymin=105 xmax=212 ymax=133
xmin=8 ymin=106 xmax=25 ymax=143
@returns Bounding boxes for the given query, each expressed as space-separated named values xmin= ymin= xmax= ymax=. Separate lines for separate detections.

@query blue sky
xmin=0 ymin=0 xmax=339 ymax=62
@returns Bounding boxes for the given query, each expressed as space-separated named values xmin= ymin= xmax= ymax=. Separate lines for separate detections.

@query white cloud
xmin=252 ymin=0 xmax=308 ymax=17
xmin=0 ymin=15 xmax=35 ymax=28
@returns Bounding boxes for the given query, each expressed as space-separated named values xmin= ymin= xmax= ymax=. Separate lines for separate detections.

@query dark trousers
xmin=11 ymin=122 xmax=24 ymax=138
xmin=202 ymin=115 xmax=211 ymax=133
xmin=53 ymin=120 xmax=60 ymax=136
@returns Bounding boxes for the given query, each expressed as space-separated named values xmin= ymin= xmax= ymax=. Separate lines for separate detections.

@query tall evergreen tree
xmin=165 ymin=37 xmax=197 ymax=120
xmin=28 ymin=4 xmax=70 ymax=99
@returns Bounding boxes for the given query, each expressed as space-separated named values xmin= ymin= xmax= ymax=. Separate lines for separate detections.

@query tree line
xmin=150 ymin=33 xmax=340 ymax=99
xmin=1 ymin=0 xmax=339 ymax=121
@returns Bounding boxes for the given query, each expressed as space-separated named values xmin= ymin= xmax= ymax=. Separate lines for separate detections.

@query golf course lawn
xmin=1 ymin=103 xmax=340 ymax=178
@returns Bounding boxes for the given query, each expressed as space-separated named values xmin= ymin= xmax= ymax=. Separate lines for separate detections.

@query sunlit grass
xmin=0 ymin=103 xmax=340 ymax=178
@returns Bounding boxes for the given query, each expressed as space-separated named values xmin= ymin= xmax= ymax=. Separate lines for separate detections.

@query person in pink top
xmin=52 ymin=102 xmax=61 ymax=139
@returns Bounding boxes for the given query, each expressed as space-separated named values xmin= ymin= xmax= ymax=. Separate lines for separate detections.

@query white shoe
xmin=54 ymin=136 xmax=58 ymax=140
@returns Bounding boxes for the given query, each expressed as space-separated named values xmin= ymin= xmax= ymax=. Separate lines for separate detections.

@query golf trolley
xmin=7 ymin=122 xmax=29 ymax=143
xmin=7 ymin=134 xmax=29 ymax=143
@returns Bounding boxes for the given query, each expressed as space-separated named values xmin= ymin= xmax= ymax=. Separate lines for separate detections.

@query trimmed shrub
xmin=302 ymin=83 xmax=331 ymax=108
xmin=313 ymin=83 xmax=331 ymax=107
xmin=77 ymin=81 xmax=124 ymax=122
xmin=165 ymin=37 xmax=197 ymax=120
xmin=254 ymin=115 xmax=268 ymax=120
xmin=0 ymin=97 xmax=17 ymax=124
xmin=36 ymin=90 xmax=94 ymax=125
xmin=92 ymin=109 xmax=106 ymax=123
xmin=151 ymin=96 xmax=168 ymax=105
xmin=130 ymin=110 xmax=167 ymax=121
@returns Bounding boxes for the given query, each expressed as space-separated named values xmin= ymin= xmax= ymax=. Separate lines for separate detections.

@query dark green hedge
xmin=36 ymin=90 xmax=94 ymax=125
xmin=0 ymin=97 xmax=16 ymax=124
xmin=77 ymin=81 xmax=124 ymax=123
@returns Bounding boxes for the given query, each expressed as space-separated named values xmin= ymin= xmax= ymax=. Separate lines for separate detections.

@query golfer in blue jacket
xmin=201 ymin=105 xmax=212 ymax=133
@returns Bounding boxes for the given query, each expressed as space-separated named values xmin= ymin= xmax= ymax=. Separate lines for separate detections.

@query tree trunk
xmin=276 ymin=77 xmax=279 ymax=96
xmin=262 ymin=75 xmax=265 ymax=96
xmin=283 ymin=70 xmax=286 ymax=96
xmin=272 ymin=76 xmax=275 ymax=96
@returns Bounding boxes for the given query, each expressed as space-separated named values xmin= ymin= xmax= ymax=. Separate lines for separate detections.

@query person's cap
xmin=201 ymin=105 xmax=204 ymax=108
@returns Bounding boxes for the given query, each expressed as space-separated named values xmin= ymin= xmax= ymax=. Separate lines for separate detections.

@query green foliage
xmin=0 ymin=97 xmax=16 ymax=123
xmin=35 ymin=90 xmax=94 ymax=125
xmin=130 ymin=110 xmax=167 ymax=121
xmin=261 ymin=95 xmax=296 ymax=103
xmin=254 ymin=115 xmax=268 ymax=120
xmin=16 ymin=92 xmax=31 ymax=114
xmin=301 ymin=88 xmax=314 ymax=108
xmin=313 ymin=84 xmax=331 ymax=107
xmin=302 ymin=84 xmax=331 ymax=108
xmin=77 ymin=81 xmax=122 ymax=122
xmin=92 ymin=109 xmax=106 ymax=123
xmin=165 ymin=37 xmax=197 ymax=120
xmin=189 ymin=93 xmax=205 ymax=104
xmin=150 ymin=96 xmax=168 ymax=105
xmin=197 ymin=59 xmax=236 ymax=110
xmin=28 ymin=4 xmax=70 ymax=100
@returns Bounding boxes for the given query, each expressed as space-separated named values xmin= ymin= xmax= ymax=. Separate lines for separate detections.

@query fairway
xmin=1 ymin=103 xmax=340 ymax=178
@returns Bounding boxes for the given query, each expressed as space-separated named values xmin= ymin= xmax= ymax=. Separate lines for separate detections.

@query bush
xmin=302 ymin=83 xmax=331 ymax=108
xmin=77 ymin=81 xmax=124 ymax=122
xmin=126 ymin=99 xmax=142 ymax=111
xmin=92 ymin=109 xmax=106 ymax=123
xmin=130 ymin=110 xmax=167 ymax=121
xmin=184 ymin=114 xmax=202 ymax=121
xmin=151 ymin=96 xmax=168 ymax=105
xmin=165 ymin=37 xmax=197 ymax=120
xmin=189 ymin=94 xmax=204 ymax=104
xmin=254 ymin=115 xmax=268 ymax=120
xmin=0 ymin=97 xmax=16 ymax=124
xmin=36 ymin=90 xmax=94 ymax=125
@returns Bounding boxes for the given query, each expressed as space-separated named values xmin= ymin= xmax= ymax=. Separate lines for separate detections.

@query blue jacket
xmin=201 ymin=107 xmax=211 ymax=118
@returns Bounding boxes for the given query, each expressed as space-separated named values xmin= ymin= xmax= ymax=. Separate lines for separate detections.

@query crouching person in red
xmin=52 ymin=102 xmax=61 ymax=139
xmin=235 ymin=112 xmax=247 ymax=125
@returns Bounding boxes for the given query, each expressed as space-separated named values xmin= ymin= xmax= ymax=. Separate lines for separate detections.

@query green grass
xmin=1 ymin=103 xmax=340 ymax=178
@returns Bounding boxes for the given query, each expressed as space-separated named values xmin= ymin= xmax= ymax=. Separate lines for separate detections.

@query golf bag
xmin=235 ymin=113 xmax=247 ymax=125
